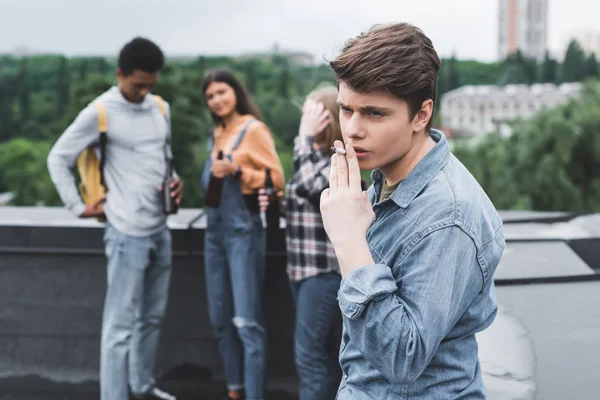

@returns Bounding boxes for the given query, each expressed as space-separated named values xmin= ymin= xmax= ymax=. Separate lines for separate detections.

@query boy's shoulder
xmin=368 ymin=155 xmax=504 ymax=276
xmin=369 ymin=153 xmax=501 ymax=241
xmin=405 ymin=154 xmax=503 ymax=246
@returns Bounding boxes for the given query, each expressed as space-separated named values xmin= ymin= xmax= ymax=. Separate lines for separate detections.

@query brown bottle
xmin=162 ymin=159 xmax=179 ymax=215
xmin=205 ymin=150 xmax=225 ymax=208
xmin=262 ymin=168 xmax=280 ymax=237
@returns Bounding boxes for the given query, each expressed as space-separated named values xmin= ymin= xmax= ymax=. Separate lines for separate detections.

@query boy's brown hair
xmin=330 ymin=23 xmax=442 ymax=130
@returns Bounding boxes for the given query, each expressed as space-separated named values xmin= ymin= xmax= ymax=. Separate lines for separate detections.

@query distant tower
xmin=498 ymin=0 xmax=548 ymax=61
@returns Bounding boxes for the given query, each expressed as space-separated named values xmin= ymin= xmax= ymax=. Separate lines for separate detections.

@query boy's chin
xmin=357 ymin=158 xmax=376 ymax=171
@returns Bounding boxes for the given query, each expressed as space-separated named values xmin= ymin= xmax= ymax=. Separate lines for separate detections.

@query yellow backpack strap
xmin=153 ymin=95 xmax=172 ymax=161
xmin=95 ymin=100 xmax=108 ymax=187
xmin=152 ymin=95 xmax=167 ymax=117
xmin=96 ymin=101 xmax=108 ymax=133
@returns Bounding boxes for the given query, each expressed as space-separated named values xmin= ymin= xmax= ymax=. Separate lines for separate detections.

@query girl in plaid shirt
xmin=261 ymin=86 xmax=344 ymax=400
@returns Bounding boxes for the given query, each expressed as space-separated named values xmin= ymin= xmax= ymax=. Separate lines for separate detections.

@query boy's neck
xmin=381 ymin=130 xmax=436 ymax=186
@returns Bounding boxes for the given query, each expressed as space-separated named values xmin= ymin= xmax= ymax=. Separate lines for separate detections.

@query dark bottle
xmin=204 ymin=150 xmax=225 ymax=208
xmin=162 ymin=159 xmax=179 ymax=215
xmin=262 ymin=168 xmax=280 ymax=237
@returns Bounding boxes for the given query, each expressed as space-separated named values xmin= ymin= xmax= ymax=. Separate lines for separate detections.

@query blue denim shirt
xmin=336 ymin=130 xmax=505 ymax=399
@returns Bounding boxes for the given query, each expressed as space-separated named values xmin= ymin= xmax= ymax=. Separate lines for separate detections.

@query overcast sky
xmin=1 ymin=0 xmax=598 ymax=62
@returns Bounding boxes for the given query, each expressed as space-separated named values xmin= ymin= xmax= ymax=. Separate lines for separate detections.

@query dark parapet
xmin=0 ymin=207 xmax=296 ymax=394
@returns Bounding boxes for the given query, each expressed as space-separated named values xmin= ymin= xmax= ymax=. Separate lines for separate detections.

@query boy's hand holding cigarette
xmin=320 ymin=139 xmax=376 ymax=276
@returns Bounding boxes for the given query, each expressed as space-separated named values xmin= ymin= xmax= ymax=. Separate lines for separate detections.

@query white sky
xmin=0 ymin=0 xmax=598 ymax=62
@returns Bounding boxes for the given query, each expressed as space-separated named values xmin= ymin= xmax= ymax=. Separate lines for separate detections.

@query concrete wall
xmin=1 ymin=207 xmax=599 ymax=385
xmin=0 ymin=222 xmax=294 ymax=382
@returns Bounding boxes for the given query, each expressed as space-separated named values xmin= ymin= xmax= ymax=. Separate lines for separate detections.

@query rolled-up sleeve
xmin=338 ymin=264 xmax=397 ymax=320
xmin=47 ymin=103 xmax=99 ymax=216
xmin=337 ymin=226 xmax=485 ymax=385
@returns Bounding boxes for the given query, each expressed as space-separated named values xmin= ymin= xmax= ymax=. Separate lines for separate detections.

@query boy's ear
xmin=413 ymin=99 xmax=434 ymax=132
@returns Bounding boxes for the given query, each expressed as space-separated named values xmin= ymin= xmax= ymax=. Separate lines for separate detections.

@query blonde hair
xmin=306 ymin=85 xmax=343 ymax=150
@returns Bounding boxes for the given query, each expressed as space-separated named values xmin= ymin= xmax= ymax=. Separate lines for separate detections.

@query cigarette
xmin=330 ymin=146 xmax=346 ymax=155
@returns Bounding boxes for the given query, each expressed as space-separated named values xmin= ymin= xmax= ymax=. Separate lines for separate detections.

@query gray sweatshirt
xmin=47 ymin=86 xmax=175 ymax=237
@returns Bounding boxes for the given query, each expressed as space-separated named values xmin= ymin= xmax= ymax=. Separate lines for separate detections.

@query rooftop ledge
xmin=0 ymin=207 xmax=598 ymax=285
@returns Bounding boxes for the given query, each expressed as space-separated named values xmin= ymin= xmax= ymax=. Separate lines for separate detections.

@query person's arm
xmin=292 ymin=98 xmax=332 ymax=197
xmin=165 ymin=102 xmax=179 ymax=178
xmin=292 ymin=136 xmax=331 ymax=198
xmin=239 ymin=122 xmax=285 ymax=191
xmin=336 ymin=226 xmax=485 ymax=385
xmin=163 ymin=101 xmax=183 ymax=204
xmin=47 ymin=103 xmax=99 ymax=217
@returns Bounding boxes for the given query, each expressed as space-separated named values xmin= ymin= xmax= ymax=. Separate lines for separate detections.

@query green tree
xmin=540 ymin=51 xmax=558 ymax=83
xmin=0 ymin=71 xmax=12 ymax=141
xmin=447 ymin=54 xmax=460 ymax=91
xmin=562 ymin=40 xmax=586 ymax=82
xmin=278 ymin=59 xmax=291 ymax=98
xmin=450 ymin=59 xmax=503 ymax=87
xmin=519 ymin=52 xmax=539 ymax=83
xmin=437 ymin=63 xmax=448 ymax=99
xmin=452 ymin=134 xmax=526 ymax=210
xmin=498 ymin=50 xmax=536 ymax=85
xmin=244 ymin=61 xmax=258 ymax=94
xmin=584 ymin=53 xmax=599 ymax=79
xmin=497 ymin=63 xmax=529 ymax=85
xmin=0 ymin=138 xmax=61 ymax=205
xmin=450 ymin=81 xmax=600 ymax=213
xmin=5 ymin=51 xmax=599 ymax=210
xmin=78 ymin=59 xmax=89 ymax=80
xmin=56 ymin=56 xmax=71 ymax=116
xmin=95 ymin=57 xmax=110 ymax=75
xmin=193 ymin=56 xmax=206 ymax=73
xmin=565 ymin=84 xmax=600 ymax=209
xmin=510 ymin=111 xmax=581 ymax=211
xmin=258 ymin=95 xmax=301 ymax=145
xmin=17 ymin=58 xmax=31 ymax=123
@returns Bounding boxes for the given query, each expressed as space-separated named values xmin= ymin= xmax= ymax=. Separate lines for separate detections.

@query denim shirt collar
xmin=371 ymin=129 xmax=450 ymax=208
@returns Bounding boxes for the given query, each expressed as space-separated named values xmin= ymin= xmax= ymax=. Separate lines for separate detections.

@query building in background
xmin=440 ymin=83 xmax=581 ymax=137
xmin=238 ymin=43 xmax=315 ymax=67
xmin=498 ymin=0 xmax=549 ymax=61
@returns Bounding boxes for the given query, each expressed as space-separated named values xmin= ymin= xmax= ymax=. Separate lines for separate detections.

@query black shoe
xmin=130 ymin=387 xmax=176 ymax=400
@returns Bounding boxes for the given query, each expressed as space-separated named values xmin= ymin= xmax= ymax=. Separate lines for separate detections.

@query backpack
xmin=76 ymin=95 xmax=168 ymax=219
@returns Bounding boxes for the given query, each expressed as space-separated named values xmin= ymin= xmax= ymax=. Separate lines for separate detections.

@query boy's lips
xmin=352 ymin=146 xmax=370 ymax=158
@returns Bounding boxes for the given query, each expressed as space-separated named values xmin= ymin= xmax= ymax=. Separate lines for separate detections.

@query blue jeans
xmin=290 ymin=273 xmax=343 ymax=400
xmin=204 ymin=212 xmax=267 ymax=400
xmin=100 ymin=222 xmax=172 ymax=400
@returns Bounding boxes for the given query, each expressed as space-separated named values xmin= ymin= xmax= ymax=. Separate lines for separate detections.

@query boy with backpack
xmin=47 ymin=37 xmax=182 ymax=400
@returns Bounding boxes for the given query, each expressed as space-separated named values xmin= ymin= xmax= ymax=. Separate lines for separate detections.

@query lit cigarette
xmin=330 ymin=146 xmax=346 ymax=155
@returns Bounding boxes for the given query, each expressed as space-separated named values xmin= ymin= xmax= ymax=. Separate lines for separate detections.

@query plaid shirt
xmin=285 ymin=136 xmax=340 ymax=282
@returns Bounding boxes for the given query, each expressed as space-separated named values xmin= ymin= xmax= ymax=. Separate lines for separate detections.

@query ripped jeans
xmin=204 ymin=212 xmax=267 ymax=400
